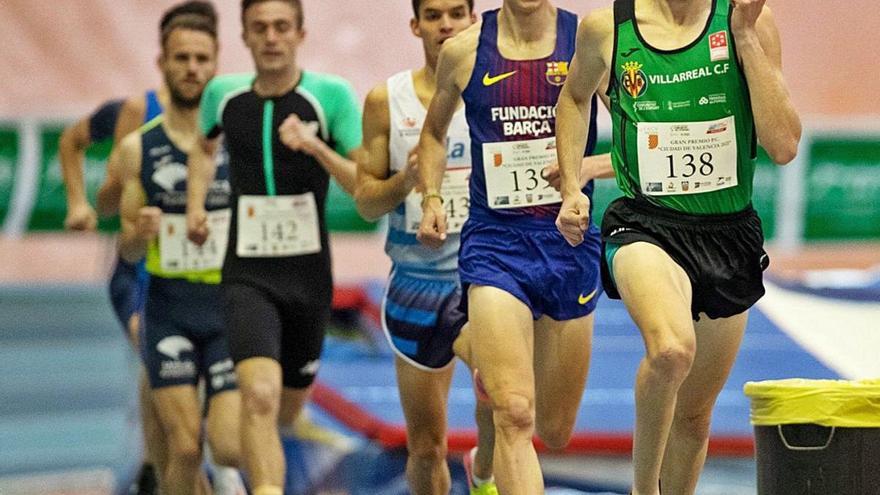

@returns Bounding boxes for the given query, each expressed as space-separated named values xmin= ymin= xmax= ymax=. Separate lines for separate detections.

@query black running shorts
xmin=601 ymin=197 xmax=770 ymax=320
xmin=223 ymin=282 xmax=329 ymax=389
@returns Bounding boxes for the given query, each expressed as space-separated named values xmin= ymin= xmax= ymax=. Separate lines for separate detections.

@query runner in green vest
xmin=554 ymin=0 xmax=800 ymax=494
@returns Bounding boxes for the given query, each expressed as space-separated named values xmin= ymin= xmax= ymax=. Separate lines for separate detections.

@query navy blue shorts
xmin=144 ymin=277 xmax=236 ymax=397
xmin=108 ymin=256 xmax=149 ymax=335
xmin=382 ymin=269 xmax=466 ymax=371
xmin=458 ymin=219 xmax=602 ymax=321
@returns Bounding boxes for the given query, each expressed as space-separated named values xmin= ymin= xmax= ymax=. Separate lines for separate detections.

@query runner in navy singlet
xmin=416 ymin=1 xmax=612 ymax=492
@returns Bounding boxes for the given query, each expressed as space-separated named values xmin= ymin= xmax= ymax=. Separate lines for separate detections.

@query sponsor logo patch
xmin=709 ymin=31 xmax=729 ymax=62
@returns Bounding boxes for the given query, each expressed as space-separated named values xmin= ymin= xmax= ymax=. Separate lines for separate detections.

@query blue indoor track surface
xmin=0 ymin=280 xmax=850 ymax=494
xmin=314 ymin=284 xmax=839 ymax=456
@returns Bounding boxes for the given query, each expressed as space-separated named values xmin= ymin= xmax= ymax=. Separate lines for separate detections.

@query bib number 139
xmin=509 ymin=168 xmax=551 ymax=193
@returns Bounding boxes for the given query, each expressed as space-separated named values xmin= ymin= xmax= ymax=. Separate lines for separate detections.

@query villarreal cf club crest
xmin=546 ymin=61 xmax=569 ymax=86
xmin=621 ymin=61 xmax=647 ymax=98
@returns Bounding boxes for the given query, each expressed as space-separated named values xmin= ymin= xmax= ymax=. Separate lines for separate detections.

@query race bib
xmin=482 ymin=137 xmax=560 ymax=209
xmin=637 ymin=116 xmax=738 ymax=196
xmin=404 ymin=168 xmax=470 ymax=234
xmin=236 ymin=194 xmax=321 ymax=258
xmin=159 ymin=209 xmax=230 ymax=272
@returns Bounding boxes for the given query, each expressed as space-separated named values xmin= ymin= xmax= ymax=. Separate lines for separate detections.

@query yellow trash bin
xmin=744 ymin=379 xmax=880 ymax=495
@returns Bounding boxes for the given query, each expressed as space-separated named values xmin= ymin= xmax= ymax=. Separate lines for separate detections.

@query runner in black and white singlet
xmin=186 ymin=2 xmax=361 ymax=494
xmin=555 ymin=0 xmax=801 ymax=492
xmin=57 ymin=4 xmax=222 ymax=494
xmin=354 ymin=2 xmax=497 ymax=494
xmin=115 ymin=11 xmax=246 ymax=495
xmin=416 ymin=1 xmax=611 ymax=492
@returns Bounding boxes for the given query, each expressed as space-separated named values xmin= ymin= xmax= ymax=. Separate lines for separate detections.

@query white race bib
xmin=236 ymin=194 xmax=321 ymax=258
xmin=159 ymin=209 xmax=230 ymax=272
xmin=482 ymin=137 xmax=560 ymax=209
xmin=404 ymin=168 xmax=470 ymax=234
xmin=637 ymin=116 xmax=738 ymax=196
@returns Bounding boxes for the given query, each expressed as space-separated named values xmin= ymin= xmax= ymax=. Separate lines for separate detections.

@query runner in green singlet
xmin=554 ymin=1 xmax=800 ymax=494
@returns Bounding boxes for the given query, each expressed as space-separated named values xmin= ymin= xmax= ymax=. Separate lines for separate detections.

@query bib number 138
xmin=637 ymin=116 xmax=738 ymax=196
xmin=665 ymin=152 xmax=715 ymax=179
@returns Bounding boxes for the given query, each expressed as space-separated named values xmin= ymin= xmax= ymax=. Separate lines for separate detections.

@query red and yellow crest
xmin=621 ymin=61 xmax=647 ymax=99
xmin=546 ymin=61 xmax=569 ymax=86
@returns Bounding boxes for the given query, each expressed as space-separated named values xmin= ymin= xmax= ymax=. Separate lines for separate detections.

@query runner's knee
xmin=493 ymin=392 xmax=535 ymax=436
xmin=407 ymin=435 xmax=448 ymax=464
xmin=242 ymin=380 xmax=280 ymax=417
xmin=647 ymin=340 xmax=695 ymax=381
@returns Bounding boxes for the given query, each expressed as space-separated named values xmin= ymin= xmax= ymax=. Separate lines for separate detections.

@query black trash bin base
xmin=755 ymin=424 xmax=880 ymax=495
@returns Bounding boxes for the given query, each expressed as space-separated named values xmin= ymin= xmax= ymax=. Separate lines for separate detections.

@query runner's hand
xmin=279 ymin=114 xmax=321 ymax=156
xmin=64 ymin=202 xmax=98 ymax=231
xmin=417 ymin=196 xmax=447 ymax=249
xmin=556 ymin=193 xmax=591 ymax=247
xmin=187 ymin=207 xmax=209 ymax=246
xmin=731 ymin=0 xmax=765 ymax=35
xmin=135 ymin=206 xmax=162 ymax=242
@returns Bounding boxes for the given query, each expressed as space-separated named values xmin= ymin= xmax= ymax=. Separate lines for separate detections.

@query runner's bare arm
xmin=732 ymin=2 xmax=801 ymax=164
xmin=416 ymin=26 xmax=478 ymax=247
xmin=555 ymin=9 xmax=613 ymax=246
xmin=418 ymin=25 xmax=478 ymax=199
xmin=186 ymin=136 xmax=219 ymax=245
xmin=98 ymin=97 xmax=148 ymax=216
xmin=556 ymin=9 xmax=613 ymax=199
xmin=113 ymin=98 xmax=148 ymax=144
xmin=58 ymin=117 xmax=97 ymax=230
xmin=97 ymin=147 xmax=125 ymax=217
xmin=354 ymin=83 xmax=415 ymax=221
xmin=116 ymin=133 xmax=156 ymax=262
xmin=278 ymin=114 xmax=360 ymax=195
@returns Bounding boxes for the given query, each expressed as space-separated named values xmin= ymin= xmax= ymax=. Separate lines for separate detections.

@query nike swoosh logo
xmin=578 ymin=289 xmax=598 ymax=305
xmin=621 ymin=47 xmax=641 ymax=57
xmin=482 ymin=70 xmax=517 ymax=86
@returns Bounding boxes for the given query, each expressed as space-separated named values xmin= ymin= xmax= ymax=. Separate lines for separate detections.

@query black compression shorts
xmin=223 ymin=282 xmax=329 ymax=389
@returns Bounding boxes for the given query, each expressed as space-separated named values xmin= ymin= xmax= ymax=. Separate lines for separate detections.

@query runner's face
xmin=412 ymin=0 xmax=475 ymax=59
xmin=160 ymin=29 xmax=218 ymax=109
xmin=242 ymin=1 xmax=304 ymax=74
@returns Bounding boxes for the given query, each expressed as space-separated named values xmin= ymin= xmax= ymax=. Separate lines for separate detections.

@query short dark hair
xmin=161 ymin=13 xmax=218 ymax=49
xmin=411 ymin=0 xmax=474 ymax=18
xmin=160 ymin=1 xmax=217 ymax=32
xmin=241 ymin=0 xmax=304 ymax=29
